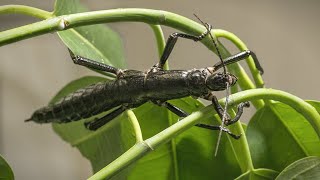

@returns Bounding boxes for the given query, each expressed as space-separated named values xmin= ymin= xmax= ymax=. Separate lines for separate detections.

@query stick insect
xmin=26 ymin=17 xmax=263 ymax=140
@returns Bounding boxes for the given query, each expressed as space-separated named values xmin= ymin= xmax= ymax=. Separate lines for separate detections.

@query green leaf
xmin=53 ymin=0 xmax=125 ymax=68
xmin=50 ymin=75 xmax=246 ymax=179
xmin=276 ymin=156 xmax=320 ymax=180
xmin=236 ymin=168 xmax=279 ymax=180
xmin=0 ymin=154 xmax=14 ymax=180
xmin=246 ymin=102 xmax=320 ymax=172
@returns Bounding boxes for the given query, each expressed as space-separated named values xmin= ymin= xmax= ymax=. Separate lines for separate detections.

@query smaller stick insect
xmin=26 ymin=16 xmax=263 ymax=141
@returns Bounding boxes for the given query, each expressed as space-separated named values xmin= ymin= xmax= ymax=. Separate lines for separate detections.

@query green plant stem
xmin=149 ymin=25 xmax=180 ymax=179
xmin=215 ymin=30 xmax=271 ymax=106
xmin=0 ymin=5 xmax=52 ymax=19
xmin=126 ymin=110 xmax=143 ymax=143
xmin=87 ymin=143 xmax=150 ymax=180
xmin=89 ymin=88 xmax=320 ymax=180
xmin=213 ymin=40 xmax=265 ymax=109
xmin=227 ymin=110 xmax=254 ymax=172
xmin=0 ymin=7 xmax=264 ymax=108
xmin=215 ymin=30 xmax=264 ymax=88
xmin=149 ymin=24 xmax=168 ymax=70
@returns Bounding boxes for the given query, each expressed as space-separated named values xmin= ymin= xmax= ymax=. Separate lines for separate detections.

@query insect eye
xmin=227 ymin=73 xmax=238 ymax=86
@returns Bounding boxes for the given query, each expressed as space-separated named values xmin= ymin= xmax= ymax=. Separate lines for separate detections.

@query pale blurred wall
xmin=1 ymin=0 xmax=320 ymax=179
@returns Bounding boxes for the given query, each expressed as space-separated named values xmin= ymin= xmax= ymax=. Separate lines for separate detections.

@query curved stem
xmin=149 ymin=24 xmax=167 ymax=70
xmin=227 ymin=89 xmax=320 ymax=137
xmin=227 ymin=110 xmax=254 ymax=172
xmin=212 ymin=37 xmax=265 ymax=109
xmin=126 ymin=110 xmax=143 ymax=143
xmin=89 ymin=88 xmax=320 ymax=179
xmin=215 ymin=30 xmax=273 ymax=106
xmin=149 ymin=24 xmax=180 ymax=179
xmin=215 ymin=30 xmax=264 ymax=88
xmin=0 ymin=5 xmax=52 ymax=19
xmin=88 ymin=143 xmax=150 ymax=180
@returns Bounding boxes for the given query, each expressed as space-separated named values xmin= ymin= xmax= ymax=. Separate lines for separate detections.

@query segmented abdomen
xmin=28 ymin=81 xmax=121 ymax=123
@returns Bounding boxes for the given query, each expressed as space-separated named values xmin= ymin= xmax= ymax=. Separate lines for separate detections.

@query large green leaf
xmin=0 ymin=154 xmax=14 ymax=180
xmin=54 ymin=0 xmax=125 ymax=68
xmin=276 ymin=156 xmax=320 ymax=180
xmin=246 ymin=102 xmax=320 ymax=172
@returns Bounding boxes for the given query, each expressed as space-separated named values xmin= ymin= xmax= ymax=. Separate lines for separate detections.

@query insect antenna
xmin=193 ymin=14 xmax=231 ymax=156
xmin=193 ymin=14 xmax=227 ymax=75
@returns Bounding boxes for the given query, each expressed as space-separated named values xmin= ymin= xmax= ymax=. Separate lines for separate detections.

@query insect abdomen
xmin=27 ymin=81 xmax=122 ymax=123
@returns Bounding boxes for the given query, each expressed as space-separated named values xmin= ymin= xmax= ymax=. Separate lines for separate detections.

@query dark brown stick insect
xmin=26 ymin=17 xmax=263 ymax=139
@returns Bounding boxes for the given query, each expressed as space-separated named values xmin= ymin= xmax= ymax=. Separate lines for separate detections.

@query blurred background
xmin=1 ymin=0 xmax=320 ymax=179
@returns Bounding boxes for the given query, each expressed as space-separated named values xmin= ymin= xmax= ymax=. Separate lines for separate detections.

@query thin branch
xmin=0 ymin=5 xmax=52 ymax=19
xmin=149 ymin=25 xmax=167 ymax=69
xmin=126 ymin=110 xmax=143 ymax=143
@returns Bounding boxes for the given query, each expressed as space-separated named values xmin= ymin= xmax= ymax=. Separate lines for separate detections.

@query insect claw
xmin=232 ymin=133 xmax=242 ymax=140
xmin=220 ymin=126 xmax=241 ymax=139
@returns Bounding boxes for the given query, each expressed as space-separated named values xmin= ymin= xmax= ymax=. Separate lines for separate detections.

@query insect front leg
xmin=224 ymin=101 xmax=250 ymax=126
xmin=153 ymin=101 xmax=241 ymax=139
xmin=153 ymin=24 xmax=212 ymax=70
xmin=67 ymin=49 xmax=123 ymax=76
xmin=204 ymin=94 xmax=250 ymax=126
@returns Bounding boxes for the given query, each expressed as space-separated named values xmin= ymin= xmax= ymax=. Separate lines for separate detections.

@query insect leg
xmin=211 ymin=50 xmax=264 ymax=74
xmin=84 ymin=106 xmax=126 ymax=131
xmin=161 ymin=101 xmax=188 ymax=117
xmin=158 ymin=101 xmax=241 ymax=139
xmin=194 ymin=124 xmax=241 ymax=139
xmin=68 ymin=49 xmax=121 ymax=75
xmin=155 ymin=24 xmax=212 ymax=70
xmin=224 ymin=101 xmax=250 ymax=126
xmin=204 ymin=94 xmax=250 ymax=126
